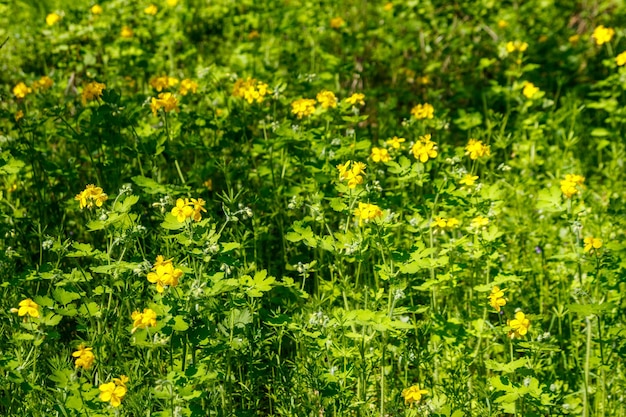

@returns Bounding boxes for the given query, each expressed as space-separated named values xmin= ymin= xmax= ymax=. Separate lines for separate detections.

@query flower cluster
xmin=81 ymin=81 xmax=106 ymax=105
xmin=433 ymin=216 xmax=460 ymax=229
xmin=179 ymin=78 xmax=199 ymax=95
xmin=131 ymin=308 xmax=158 ymax=332
xmin=75 ymin=184 xmax=108 ymax=209
xmin=150 ymin=75 xmax=179 ymax=92
xmin=410 ymin=103 xmax=434 ymax=119
xmin=91 ymin=4 xmax=103 ymax=15
xmin=370 ymin=147 xmax=390 ymax=163
xmin=170 ymin=197 xmax=206 ymax=222
xmin=291 ymin=98 xmax=317 ymax=118
xmin=560 ymin=174 xmax=585 ymax=198
xmin=99 ymin=375 xmax=128 ymax=407
xmin=147 ymin=255 xmax=183 ymax=293
xmin=402 ymin=384 xmax=428 ymax=406
xmin=121 ymin=26 xmax=133 ymax=38
xmin=488 ymin=286 xmax=506 ymax=312
xmin=583 ymin=236 xmax=602 ymax=254
xmin=11 ymin=298 xmax=39 ymax=318
xmin=330 ymin=16 xmax=345 ymax=29
xmin=150 ymin=92 xmax=179 ymax=116
xmin=522 ymin=81 xmax=541 ymax=99
xmin=72 ymin=344 xmax=95 ymax=370
xmin=13 ymin=82 xmax=32 ymax=99
xmin=506 ymin=40 xmax=528 ymax=53
xmin=465 ymin=139 xmax=490 ymax=160
xmin=145 ymin=4 xmax=158 ymax=15
xmin=460 ymin=173 xmax=478 ymax=187
xmin=616 ymin=51 xmax=626 ymax=66
xmin=386 ymin=136 xmax=405 ymax=149
xmin=345 ymin=93 xmax=365 ymax=106
xmin=232 ymin=77 xmax=270 ymax=104
xmin=592 ymin=25 xmax=614 ymax=46
xmin=337 ymin=160 xmax=366 ymax=189
xmin=46 ymin=12 xmax=62 ymax=26
xmin=471 ymin=215 xmax=489 ymax=228
xmin=33 ymin=76 xmax=54 ymax=91
xmin=411 ymin=134 xmax=438 ymax=162
xmin=354 ymin=202 xmax=383 ymax=225
xmin=316 ymin=90 xmax=337 ymax=109
xmin=508 ymin=311 xmax=531 ymax=338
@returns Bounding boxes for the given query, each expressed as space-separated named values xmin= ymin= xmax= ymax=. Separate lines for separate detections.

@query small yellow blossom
xmin=190 ymin=198 xmax=207 ymax=222
xmin=13 ymin=82 xmax=32 ymax=99
xmin=370 ymin=147 xmax=390 ymax=163
xmin=150 ymin=75 xmax=179 ymax=92
xmin=91 ymin=4 xmax=103 ymax=15
xmin=72 ymin=344 xmax=95 ymax=370
xmin=583 ymin=237 xmax=603 ymax=254
xmin=144 ymin=4 xmax=158 ymax=15
xmin=179 ymin=79 xmax=198 ymax=95
xmin=345 ymin=93 xmax=365 ymax=106
xmin=402 ymin=384 xmax=428 ymax=405
xmin=592 ymin=25 xmax=615 ymax=46
xmin=131 ymin=308 xmax=157 ymax=333
xmin=522 ymin=81 xmax=540 ymax=99
xmin=508 ymin=311 xmax=530 ymax=338
xmin=33 ymin=76 xmax=54 ymax=91
xmin=386 ymin=136 xmax=405 ymax=149
xmin=471 ymin=215 xmax=489 ymax=228
xmin=433 ymin=217 xmax=460 ymax=229
xmin=75 ymin=184 xmax=108 ymax=209
xmin=560 ymin=174 xmax=585 ymax=198
xmin=15 ymin=110 xmax=24 ymax=122
xmin=113 ymin=375 xmax=129 ymax=388
xmin=150 ymin=92 xmax=179 ymax=116
xmin=46 ymin=13 xmax=61 ymax=26
xmin=291 ymin=98 xmax=317 ymax=118
xmin=81 ymin=81 xmax=106 ymax=105
xmin=99 ymin=381 xmax=127 ymax=407
xmin=121 ymin=26 xmax=134 ymax=38
xmin=465 ymin=139 xmax=490 ymax=160
xmin=171 ymin=198 xmax=194 ymax=222
xmin=337 ymin=160 xmax=366 ymax=189
xmin=330 ymin=17 xmax=345 ymax=29
xmin=569 ymin=34 xmax=580 ymax=44
xmin=410 ymin=134 xmax=438 ymax=163
xmin=316 ymin=90 xmax=337 ymax=109
xmin=616 ymin=51 xmax=626 ymax=66
xmin=497 ymin=20 xmax=507 ymax=29
xmin=506 ymin=40 xmax=528 ymax=53
xmin=383 ymin=2 xmax=393 ymax=11
xmin=354 ymin=202 xmax=383 ymax=225
xmin=460 ymin=174 xmax=479 ymax=186
xmin=410 ymin=103 xmax=434 ymax=119
xmin=10 ymin=298 xmax=40 ymax=318
xmin=488 ymin=286 xmax=506 ymax=312
xmin=232 ymin=78 xmax=270 ymax=104
xmin=167 ymin=0 xmax=179 ymax=5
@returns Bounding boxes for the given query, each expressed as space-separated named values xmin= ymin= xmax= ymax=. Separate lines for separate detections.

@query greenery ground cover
xmin=2 ymin=0 xmax=626 ymax=415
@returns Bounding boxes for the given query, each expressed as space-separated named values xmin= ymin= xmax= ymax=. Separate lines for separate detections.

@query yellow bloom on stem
xmin=150 ymin=75 xmax=179 ymax=92
xmin=410 ymin=134 xmax=438 ymax=163
xmin=592 ymin=25 xmax=615 ymax=46
xmin=46 ymin=13 xmax=61 ymax=26
xmin=13 ymin=82 xmax=32 ymax=99
xmin=148 ymin=256 xmax=183 ymax=293
xmin=616 ymin=51 xmax=626 ymax=66
xmin=33 ymin=76 xmax=54 ymax=91
xmin=386 ymin=136 xmax=405 ymax=149
xmin=15 ymin=110 xmax=24 ymax=122
xmin=384 ymin=2 xmax=393 ymax=11
xmin=583 ymin=237 xmax=603 ymax=253
xmin=460 ymin=173 xmax=478 ymax=186
xmin=99 ymin=382 xmax=127 ymax=407
xmin=508 ymin=311 xmax=530 ymax=338
xmin=179 ymin=79 xmax=198 ymax=95
xmin=316 ymin=90 xmax=337 ymax=109
xmin=232 ymin=78 xmax=270 ymax=104
xmin=345 ymin=93 xmax=365 ymax=106
xmin=167 ymin=0 xmax=179 ymax=6
xmin=337 ymin=160 xmax=366 ymax=189
xmin=81 ymin=82 xmax=106 ymax=105
xmin=402 ymin=384 xmax=428 ymax=405
xmin=522 ymin=81 xmax=540 ymax=99
xmin=11 ymin=298 xmax=40 ymax=318
xmin=72 ymin=344 xmax=95 ymax=370
xmin=190 ymin=198 xmax=207 ymax=221
xmin=121 ymin=26 xmax=134 ymax=38
xmin=370 ymin=147 xmax=390 ymax=163
xmin=75 ymin=184 xmax=108 ymax=209
xmin=465 ymin=138 xmax=490 ymax=160
xmin=291 ymin=98 xmax=317 ymax=118
xmin=488 ymin=286 xmax=506 ymax=312
xmin=471 ymin=215 xmax=489 ymax=228
xmin=131 ymin=308 xmax=157 ymax=333
xmin=145 ymin=4 xmax=158 ymax=15
xmin=560 ymin=174 xmax=585 ymax=198
xmin=151 ymin=92 xmax=179 ymax=116
xmin=506 ymin=40 xmax=528 ymax=53
xmin=497 ymin=20 xmax=508 ymax=29
xmin=113 ymin=375 xmax=129 ymax=388
xmin=411 ymin=103 xmax=434 ymax=120
xmin=91 ymin=4 xmax=103 ymax=15
xmin=354 ymin=202 xmax=383 ymax=225
xmin=171 ymin=198 xmax=194 ymax=222
xmin=433 ymin=217 xmax=460 ymax=229
xmin=330 ymin=17 xmax=345 ymax=29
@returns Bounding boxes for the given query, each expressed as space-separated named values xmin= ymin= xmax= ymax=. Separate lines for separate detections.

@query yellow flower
xmin=113 ymin=375 xmax=129 ymax=388
xmin=145 ymin=4 xmax=158 ymax=15
xmin=15 ymin=110 xmax=24 ymax=122
xmin=337 ymin=160 xmax=366 ymax=189
xmin=410 ymin=134 xmax=438 ymax=163
xmin=569 ymin=34 xmax=580 ymax=44
xmin=460 ymin=173 xmax=478 ymax=186
xmin=232 ymin=78 xmax=270 ymax=104
xmin=560 ymin=174 xmax=585 ymax=198
xmin=506 ymin=40 xmax=528 ymax=53
xmin=91 ymin=4 xmax=103 ymax=15
xmin=46 ymin=13 xmax=61 ymax=26
xmin=402 ymin=384 xmax=428 ymax=405
xmin=33 ymin=76 xmax=54 ymax=91
xmin=616 ymin=51 xmax=626 ymax=66
xmin=99 ymin=382 xmax=127 ymax=407
xmin=471 ymin=215 xmax=489 ymax=228
xmin=190 ymin=198 xmax=207 ymax=222
xmin=383 ymin=2 xmax=393 ymax=11
xmin=75 ymin=184 xmax=108 ymax=209
xmin=131 ymin=308 xmax=157 ymax=333
xmin=386 ymin=136 xmax=405 ymax=150
xmin=121 ymin=26 xmax=134 ymax=38
xmin=316 ymin=90 xmax=337 ymax=109
xmin=410 ymin=103 xmax=434 ymax=119
xmin=522 ymin=81 xmax=540 ymax=99
xmin=370 ymin=147 xmax=390 ymax=163
xmin=148 ymin=255 xmax=183 ymax=293
xmin=330 ymin=17 xmax=345 ymax=29
xmin=167 ymin=0 xmax=179 ymax=5
xmin=81 ymin=82 xmax=106 ymax=105
xmin=592 ymin=25 xmax=615 ymax=46
xmin=488 ymin=286 xmax=506 ymax=312
xmin=150 ymin=75 xmax=179 ymax=91
xmin=11 ymin=298 xmax=40 ymax=318
xmin=13 ymin=82 xmax=32 ymax=99
xmin=179 ymin=79 xmax=198 ymax=95
xmin=583 ymin=237 xmax=603 ymax=253
xmin=497 ymin=20 xmax=507 ymax=29
xmin=72 ymin=344 xmax=95 ymax=370
xmin=171 ymin=198 xmax=194 ymax=222
xmin=508 ymin=311 xmax=530 ymax=338
xmin=151 ymin=92 xmax=179 ymax=116
xmin=291 ymin=98 xmax=317 ymax=118
xmin=433 ymin=217 xmax=447 ymax=228
xmin=433 ymin=217 xmax=460 ymax=229
xmin=465 ymin=138 xmax=490 ymax=160
xmin=354 ymin=202 xmax=383 ymax=225
xmin=345 ymin=93 xmax=365 ymax=106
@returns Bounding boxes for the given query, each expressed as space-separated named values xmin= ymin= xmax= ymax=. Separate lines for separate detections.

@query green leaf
xmin=172 ymin=315 xmax=189 ymax=331
xmin=161 ymin=213 xmax=186 ymax=230
xmin=52 ymin=288 xmax=81 ymax=306
xmin=132 ymin=176 xmax=168 ymax=194
xmin=485 ymin=358 xmax=527 ymax=373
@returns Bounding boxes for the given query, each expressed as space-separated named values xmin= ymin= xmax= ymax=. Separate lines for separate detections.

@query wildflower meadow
xmin=2 ymin=0 xmax=626 ymax=416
